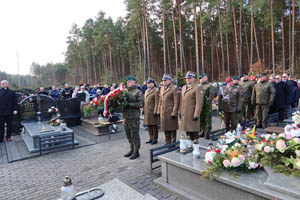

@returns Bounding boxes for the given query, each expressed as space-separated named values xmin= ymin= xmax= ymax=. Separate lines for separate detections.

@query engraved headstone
xmin=57 ymin=98 xmax=81 ymax=126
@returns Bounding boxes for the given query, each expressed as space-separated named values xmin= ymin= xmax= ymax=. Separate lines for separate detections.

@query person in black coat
xmin=0 ymin=80 xmax=18 ymax=142
xmin=273 ymin=75 xmax=289 ymax=122
xmin=61 ymin=83 xmax=73 ymax=99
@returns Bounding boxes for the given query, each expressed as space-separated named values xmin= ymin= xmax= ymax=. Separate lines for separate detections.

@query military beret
xmin=260 ymin=73 xmax=266 ymax=77
xmin=162 ymin=74 xmax=172 ymax=81
xmin=257 ymin=74 xmax=261 ymax=78
xmin=147 ymin=78 xmax=155 ymax=84
xmin=185 ymin=71 xmax=196 ymax=79
xmin=226 ymin=76 xmax=232 ymax=83
xmin=199 ymin=73 xmax=207 ymax=78
xmin=126 ymin=75 xmax=137 ymax=81
xmin=232 ymin=76 xmax=240 ymax=80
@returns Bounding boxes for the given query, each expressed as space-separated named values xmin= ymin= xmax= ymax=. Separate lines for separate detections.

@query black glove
xmin=171 ymin=115 xmax=177 ymax=120
xmin=153 ymin=113 xmax=158 ymax=117
xmin=193 ymin=117 xmax=198 ymax=121
xmin=142 ymin=111 xmax=144 ymax=115
xmin=218 ymin=108 xmax=222 ymax=113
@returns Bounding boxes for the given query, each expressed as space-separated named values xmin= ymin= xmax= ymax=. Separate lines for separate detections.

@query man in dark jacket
xmin=61 ymin=84 xmax=73 ymax=99
xmin=288 ymin=78 xmax=299 ymax=108
xmin=0 ymin=80 xmax=18 ymax=142
xmin=273 ymin=75 xmax=289 ymax=122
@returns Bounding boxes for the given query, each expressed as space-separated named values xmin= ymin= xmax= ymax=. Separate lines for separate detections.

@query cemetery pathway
xmin=0 ymin=116 xmax=222 ymax=200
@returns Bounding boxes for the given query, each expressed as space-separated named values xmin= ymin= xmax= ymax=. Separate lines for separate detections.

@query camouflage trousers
xmin=124 ymin=119 xmax=141 ymax=151
xmin=255 ymin=105 xmax=269 ymax=128
xmin=224 ymin=112 xmax=237 ymax=132
xmin=240 ymin=102 xmax=254 ymax=122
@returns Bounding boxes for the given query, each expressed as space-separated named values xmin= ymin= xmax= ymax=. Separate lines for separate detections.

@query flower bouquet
xmin=82 ymin=98 xmax=101 ymax=118
xmin=254 ymin=132 xmax=300 ymax=176
xmin=48 ymin=106 xmax=58 ymax=114
xmin=48 ymin=118 xmax=62 ymax=126
xmin=242 ymin=126 xmax=257 ymax=144
xmin=202 ymin=134 xmax=259 ymax=179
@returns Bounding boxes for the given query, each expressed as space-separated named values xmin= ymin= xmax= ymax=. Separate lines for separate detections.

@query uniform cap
xmin=185 ymin=71 xmax=196 ymax=79
xmin=162 ymin=74 xmax=172 ymax=81
xmin=232 ymin=76 xmax=240 ymax=80
xmin=199 ymin=73 xmax=207 ymax=78
xmin=126 ymin=75 xmax=137 ymax=81
xmin=147 ymin=78 xmax=155 ymax=84
xmin=260 ymin=73 xmax=266 ymax=77
xmin=226 ymin=76 xmax=232 ymax=83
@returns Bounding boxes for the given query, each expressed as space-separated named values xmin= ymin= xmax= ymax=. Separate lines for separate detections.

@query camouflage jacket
xmin=123 ymin=86 xmax=144 ymax=119
xmin=218 ymin=85 xmax=242 ymax=112
xmin=199 ymin=82 xmax=216 ymax=103
xmin=251 ymin=80 xmax=275 ymax=105
xmin=239 ymin=80 xmax=254 ymax=103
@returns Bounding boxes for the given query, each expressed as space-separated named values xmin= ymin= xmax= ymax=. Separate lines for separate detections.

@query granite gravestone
xmin=57 ymin=98 xmax=81 ymax=126
xmin=20 ymin=94 xmax=56 ymax=122
xmin=77 ymin=93 xmax=86 ymax=102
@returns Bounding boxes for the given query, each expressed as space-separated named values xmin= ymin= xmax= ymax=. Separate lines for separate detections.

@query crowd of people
xmin=0 ymin=72 xmax=299 ymax=160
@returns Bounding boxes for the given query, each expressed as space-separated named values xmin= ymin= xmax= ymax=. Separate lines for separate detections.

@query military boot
xmin=124 ymin=148 xmax=134 ymax=157
xmin=129 ymin=151 xmax=140 ymax=160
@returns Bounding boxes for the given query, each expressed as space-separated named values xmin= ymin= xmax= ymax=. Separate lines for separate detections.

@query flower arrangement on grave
xmin=254 ymin=131 xmax=300 ymax=176
xmin=82 ymin=84 xmax=128 ymax=118
xmin=48 ymin=106 xmax=58 ymax=114
xmin=202 ymin=132 xmax=260 ymax=180
xmin=242 ymin=126 xmax=257 ymax=144
xmin=48 ymin=118 xmax=62 ymax=126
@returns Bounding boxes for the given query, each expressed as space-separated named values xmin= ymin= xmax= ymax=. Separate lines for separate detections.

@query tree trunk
xmin=142 ymin=16 xmax=147 ymax=81
xmin=194 ymin=6 xmax=199 ymax=75
xmin=218 ymin=3 xmax=225 ymax=77
xmin=163 ymin=9 xmax=167 ymax=74
xmin=271 ymin=0 xmax=275 ymax=73
xmin=282 ymin=5 xmax=286 ymax=72
xmin=253 ymin=16 xmax=261 ymax=62
xmin=143 ymin=0 xmax=151 ymax=78
xmin=120 ymin=47 xmax=125 ymax=77
xmin=200 ymin=0 xmax=205 ymax=73
xmin=170 ymin=0 xmax=178 ymax=75
xmin=136 ymin=28 xmax=142 ymax=71
xmin=211 ymin=30 xmax=214 ymax=81
xmin=262 ymin=29 xmax=265 ymax=66
xmin=244 ymin=18 xmax=250 ymax=69
xmin=250 ymin=0 xmax=253 ymax=70
xmin=226 ymin=32 xmax=230 ymax=76
xmin=232 ymin=1 xmax=241 ymax=75
xmin=176 ymin=0 xmax=184 ymax=73
xmin=239 ymin=6 xmax=243 ymax=73
xmin=167 ymin=36 xmax=172 ymax=74
xmin=289 ymin=0 xmax=292 ymax=69
xmin=291 ymin=0 xmax=295 ymax=75
xmin=109 ymin=41 xmax=113 ymax=81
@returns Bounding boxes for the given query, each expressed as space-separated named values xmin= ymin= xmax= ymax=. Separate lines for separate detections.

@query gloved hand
xmin=153 ymin=113 xmax=159 ymax=117
xmin=171 ymin=115 xmax=177 ymax=120
xmin=237 ymin=109 xmax=241 ymax=113
xmin=193 ymin=117 xmax=198 ymax=121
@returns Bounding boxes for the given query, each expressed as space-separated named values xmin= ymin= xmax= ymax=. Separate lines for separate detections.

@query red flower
xmin=51 ymin=108 xmax=57 ymax=112
xmin=51 ymin=118 xmax=57 ymax=123
xmin=100 ymin=96 xmax=105 ymax=102
xmin=242 ymin=130 xmax=246 ymax=134
xmin=215 ymin=149 xmax=221 ymax=153
xmin=262 ymin=139 xmax=266 ymax=143
xmin=297 ymin=124 xmax=300 ymax=128
xmin=92 ymin=99 xmax=99 ymax=106
xmin=254 ymin=132 xmax=257 ymax=136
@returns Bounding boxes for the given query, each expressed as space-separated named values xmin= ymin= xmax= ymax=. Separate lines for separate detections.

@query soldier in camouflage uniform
xmin=123 ymin=76 xmax=144 ymax=160
xmin=218 ymin=77 xmax=242 ymax=132
xmin=199 ymin=73 xmax=216 ymax=139
xmin=239 ymin=73 xmax=255 ymax=121
xmin=232 ymin=76 xmax=240 ymax=89
xmin=251 ymin=73 xmax=276 ymax=128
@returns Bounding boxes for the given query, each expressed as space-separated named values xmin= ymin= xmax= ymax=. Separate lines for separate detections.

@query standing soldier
xmin=232 ymin=76 xmax=240 ymax=88
xmin=157 ymin=74 xmax=180 ymax=144
xmin=199 ymin=73 xmax=216 ymax=139
xmin=218 ymin=77 xmax=242 ymax=132
xmin=143 ymin=78 xmax=159 ymax=145
xmin=251 ymin=73 xmax=276 ymax=128
xmin=180 ymin=72 xmax=203 ymax=141
xmin=239 ymin=73 xmax=255 ymax=121
xmin=123 ymin=76 xmax=144 ymax=160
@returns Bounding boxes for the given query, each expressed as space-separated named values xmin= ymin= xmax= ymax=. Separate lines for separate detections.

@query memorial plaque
xmin=20 ymin=94 xmax=56 ymax=121
xmin=77 ymin=93 xmax=86 ymax=102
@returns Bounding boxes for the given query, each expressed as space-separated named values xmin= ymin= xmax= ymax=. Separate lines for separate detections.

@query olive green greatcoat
xmin=180 ymin=83 xmax=203 ymax=132
xmin=157 ymin=84 xmax=180 ymax=131
xmin=143 ymin=87 xmax=159 ymax=125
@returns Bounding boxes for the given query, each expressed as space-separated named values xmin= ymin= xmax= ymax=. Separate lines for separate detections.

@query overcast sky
xmin=0 ymin=0 xmax=127 ymax=75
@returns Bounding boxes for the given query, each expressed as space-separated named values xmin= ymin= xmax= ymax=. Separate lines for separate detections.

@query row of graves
xmin=11 ymin=87 xmax=124 ymax=156
xmin=152 ymin=112 xmax=300 ymax=200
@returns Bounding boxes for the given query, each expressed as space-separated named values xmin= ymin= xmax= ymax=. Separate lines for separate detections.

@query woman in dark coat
xmin=273 ymin=75 xmax=289 ymax=122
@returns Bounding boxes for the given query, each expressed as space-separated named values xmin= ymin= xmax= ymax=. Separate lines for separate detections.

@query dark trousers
xmin=0 ymin=115 xmax=12 ymax=142
xmin=276 ymin=107 xmax=285 ymax=122
xmin=148 ymin=125 xmax=158 ymax=141
xmin=186 ymin=132 xmax=199 ymax=141
xmin=164 ymin=131 xmax=176 ymax=144
xmin=224 ymin=112 xmax=237 ymax=132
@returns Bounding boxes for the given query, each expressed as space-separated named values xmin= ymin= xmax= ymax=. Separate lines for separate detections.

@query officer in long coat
xmin=0 ymin=80 xmax=18 ymax=142
xmin=251 ymin=73 xmax=276 ymax=128
xmin=123 ymin=76 xmax=144 ymax=160
xmin=157 ymin=74 xmax=180 ymax=144
xmin=218 ymin=77 xmax=242 ymax=132
xmin=143 ymin=78 xmax=159 ymax=145
xmin=180 ymin=72 xmax=203 ymax=141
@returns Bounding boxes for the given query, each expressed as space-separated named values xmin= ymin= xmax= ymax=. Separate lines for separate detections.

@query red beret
xmin=226 ymin=76 xmax=232 ymax=83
